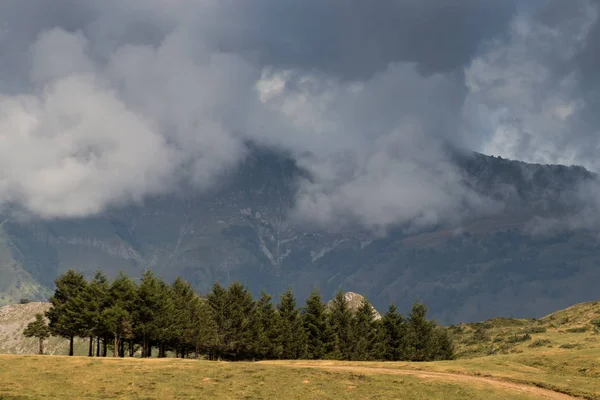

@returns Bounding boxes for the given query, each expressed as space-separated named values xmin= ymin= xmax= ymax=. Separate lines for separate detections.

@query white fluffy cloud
xmin=465 ymin=0 xmax=599 ymax=169
xmin=1 ymin=0 xmax=599 ymax=231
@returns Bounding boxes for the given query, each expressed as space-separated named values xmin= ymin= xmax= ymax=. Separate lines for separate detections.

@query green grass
xmin=2 ymin=300 xmax=600 ymax=398
xmin=0 ymin=355 xmax=541 ymax=400
xmin=448 ymin=300 xmax=600 ymax=359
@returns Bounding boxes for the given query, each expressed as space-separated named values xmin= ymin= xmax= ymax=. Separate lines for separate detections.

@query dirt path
xmin=260 ymin=362 xmax=577 ymax=400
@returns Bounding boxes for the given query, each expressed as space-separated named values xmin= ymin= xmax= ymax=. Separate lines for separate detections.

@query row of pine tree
xmin=33 ymin=269 xmax=454 ymax=361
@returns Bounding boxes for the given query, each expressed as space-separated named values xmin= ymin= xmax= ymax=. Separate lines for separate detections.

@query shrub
xmin=507 ymin=333 xmax=531 ymax=343
xmin=524 ymin=326 xmax=547 ymax=334
xmin=470 ymin=327 xmax=491 ymax=343
xmin=566 ymin=326 xmax=588 ymax=333
xmin=559 ymin=343 xmax=580 ymax=349
xmin=528 ymin=339 xmax=551 ymax=348
xmin=19 ymin=298 xmax=30 ymax=304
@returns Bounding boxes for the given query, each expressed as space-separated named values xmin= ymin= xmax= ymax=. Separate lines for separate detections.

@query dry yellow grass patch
xmin=0 ymin=355 xmax=545 ymax=400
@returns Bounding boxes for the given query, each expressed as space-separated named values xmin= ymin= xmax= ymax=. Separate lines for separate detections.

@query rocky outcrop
xmin=327 ymin=292 xmax=382 ymax=320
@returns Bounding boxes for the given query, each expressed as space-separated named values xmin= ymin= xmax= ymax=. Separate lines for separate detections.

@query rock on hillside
xmin=0 ymin=302 xmax=70 ymax=355
xmin=327 ymin=292 xmax=381 ymax=320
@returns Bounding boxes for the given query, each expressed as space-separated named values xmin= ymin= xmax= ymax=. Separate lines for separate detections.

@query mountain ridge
xmin=0 ymin=148 xmax=598 ymax=324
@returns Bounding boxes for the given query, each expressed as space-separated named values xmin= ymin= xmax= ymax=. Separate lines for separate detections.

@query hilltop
xmin=449 ymin=300 xmax=600 ymax=359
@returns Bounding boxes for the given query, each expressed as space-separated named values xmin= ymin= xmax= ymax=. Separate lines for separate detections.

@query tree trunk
xmin=69 ymin=335 xmax=74 ymax=356
xmin=148 ymin=344 xmax=152 ymax=358
xmin=141 ymin=336 xmax=147 ymax=358
xmin=113 ymin=335 xmax=119 ymax=357
xmin=96 ymin=336 xmax=100 ymax=357
xmin=129 ymin=340 xmax=134 ymax=357
xmin=88 ymin=336 xmax=94 ymax=357
xmin=39 ymin=338 xmax=44 ymax=355
xmin=102 ymin=338 xmax=107 ymax=357
xmin=119 ymin=340 xmax=125 ymax=357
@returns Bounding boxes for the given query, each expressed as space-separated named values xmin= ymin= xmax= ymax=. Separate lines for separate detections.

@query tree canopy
xmin=42 ymin=270 xmax=454 ymax=361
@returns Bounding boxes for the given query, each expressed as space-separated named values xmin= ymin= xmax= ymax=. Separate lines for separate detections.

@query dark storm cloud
xmin=1 ymin=0 xmax=599 ymax=231
xmin=208 ymin=0 xmax=521 ymax=79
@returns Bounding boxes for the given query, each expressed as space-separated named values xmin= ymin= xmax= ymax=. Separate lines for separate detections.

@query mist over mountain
xmin=1 ymin=146 xmax=598 ymax=324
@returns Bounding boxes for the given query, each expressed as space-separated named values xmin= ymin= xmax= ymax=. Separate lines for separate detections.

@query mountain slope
xmin=0 ymin=149 xmax=598 ymax=323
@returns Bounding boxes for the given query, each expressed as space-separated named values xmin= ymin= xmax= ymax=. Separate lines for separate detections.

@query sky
xmin=0 ymin=0 xmax=599 ymax=229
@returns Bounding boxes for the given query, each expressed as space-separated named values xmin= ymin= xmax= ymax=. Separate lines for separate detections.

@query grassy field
xmin=1 ymin=300 xmax=599 ymax=399
xmin=0 ymin=355 xmax=567 ymax=400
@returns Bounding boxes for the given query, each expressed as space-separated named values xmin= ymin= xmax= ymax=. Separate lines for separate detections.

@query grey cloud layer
xmin=0 ymin=0 xmax=597 ymax=230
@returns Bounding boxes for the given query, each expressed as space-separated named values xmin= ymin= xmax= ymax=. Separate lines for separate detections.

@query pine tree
xmin=278 ymin=288 xmax=306 ymax=359
xmin=381 ymin=304 xmax=407 ymax=361
xmin=302 ymin=289 xmax=328 ymax=360
xmin=102 ymin=305 xmax=132 ymax=357
xmin=189 ymin=297 xmax=217 ymax=358
xmin=252 ymin=291 xmax=282 ymax=359
xmin=351 ymin=297 xmax=379 ymax=360
xmin=206 ymin=282 xmax=228 ymax=360
xmin=108 ymin=272 xmax=138 ymax=357
xmin=171 ymin=277 xmax=198 ymax=357
xmin=327 ymin=290 xmax=354 ymax=360
xmin=46 ymin=270 xmax=89 ymax=356
xmin=83 ymin=271 xmax=110 ymax=357
xmin=433 ymin=326 xmax=455 ymax=360
xmin=154 ymin=279 xmax=175 ymax=358
xmin=23 ymin=314 xmax=51 ymax=355
xmin=406 ymin=301 xmax=437 ymax=361
xmin=135 ymin=271 xmax=163 ymax=357
xmin=224 ymin=282 xmax=256 ymax=360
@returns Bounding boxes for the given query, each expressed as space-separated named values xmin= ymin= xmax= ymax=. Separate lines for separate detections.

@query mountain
xmin=0 ymin=148 xmax=599 ymax=324
xmin=0 ymin=302 xmax=73 ymax=355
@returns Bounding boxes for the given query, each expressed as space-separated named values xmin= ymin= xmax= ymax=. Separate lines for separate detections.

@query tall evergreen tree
xmin=224 ymin=282 xmax=255 ymax=360
xmin=406 ymin=301 xmax=437 ymax=361
xmin=189 ymin=297 xmax=217 ymax=358
xmin=206 ymin=282 xmax=228 ymax=360
xmin=278 ymin=288 xmax=306 ymax=359
xmin=135 ymin=271 xmax=163 ymax=357
xmin=83 ymin=271 xmax=110 ymax=357
xmin=302 ymin=289 xmax=329 ymax=360
xmin=351 ymin=298 xmax=379 ymax=360
xmin=23 ymin=314 xmax=51 ymax=355
xmin=102 ymin=305 xmax=133 ymax=357
xmin=46 ymin=270 xmax=89 ymax=356
xmin=252 ymin=291 xmax=282 ymax=359
xmin=171 ymin=277 xmax=197 ymax=357
xmin=108 ymin=272 xmax=138 ymax=357
xmin=154 ymin=279 xmax=175 ymax=358
xmin=381 ymin=304 xmax=407 ymax=361
xmin=327 ymin=290 xmax=354 ymax=360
